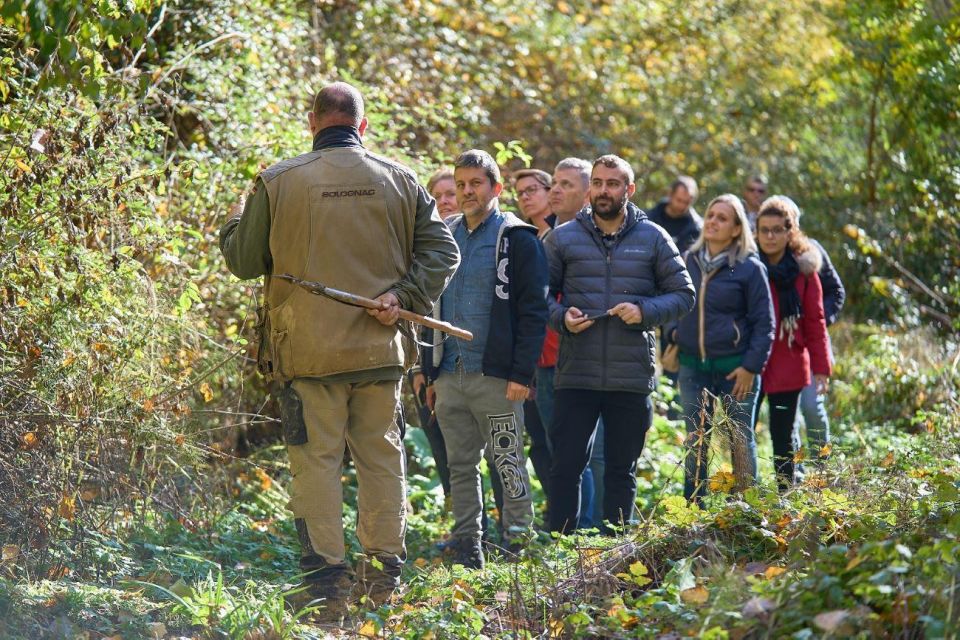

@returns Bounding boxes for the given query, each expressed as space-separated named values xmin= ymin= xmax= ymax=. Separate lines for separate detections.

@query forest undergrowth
xmin=2 ymin=325 xmax=959 ymax=639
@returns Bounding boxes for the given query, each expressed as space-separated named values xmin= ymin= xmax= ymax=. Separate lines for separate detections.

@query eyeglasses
xmin=756 ymin=226 xmax=787 ymax=237
xmin=517 ymin=185 xmax=546 ymax=198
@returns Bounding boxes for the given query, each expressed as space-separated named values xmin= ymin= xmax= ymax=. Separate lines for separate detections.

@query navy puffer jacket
xmin=544 ymin=204 xmax=695 ymax=393
xmin=671 ymin=251 xmax=775 ymax=374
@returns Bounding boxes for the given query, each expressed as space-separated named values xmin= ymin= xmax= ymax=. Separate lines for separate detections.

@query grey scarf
xmin=694 ymin=246 xmax=732 ymax=276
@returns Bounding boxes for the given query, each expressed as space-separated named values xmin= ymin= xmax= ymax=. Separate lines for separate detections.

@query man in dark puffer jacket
xmin=544 ymin=155 xmax=695 ymax=533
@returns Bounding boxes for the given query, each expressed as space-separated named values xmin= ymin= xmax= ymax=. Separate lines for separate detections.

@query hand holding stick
xmin=273 ymin=274 xmax=473 ymax=341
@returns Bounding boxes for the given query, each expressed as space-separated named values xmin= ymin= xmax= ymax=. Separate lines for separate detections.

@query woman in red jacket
xmin=754 ymin=196 xmax=831 ymax=492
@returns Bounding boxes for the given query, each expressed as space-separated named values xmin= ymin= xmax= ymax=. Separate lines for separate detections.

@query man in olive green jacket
xmin=220 ymin=82 xmax=459 ymax=618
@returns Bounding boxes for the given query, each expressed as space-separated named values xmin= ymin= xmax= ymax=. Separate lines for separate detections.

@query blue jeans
xmin=798 ymin=335 xmax=833 ymax=453
xmin=679 ymin=365 xmax=760 ymax=502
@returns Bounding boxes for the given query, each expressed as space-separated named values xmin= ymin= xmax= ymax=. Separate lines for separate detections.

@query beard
xmin=591 ymin=192 xmax=628 ymax=220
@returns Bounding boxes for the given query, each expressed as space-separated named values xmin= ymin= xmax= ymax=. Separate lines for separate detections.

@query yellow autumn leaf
xmin=15 ymin=159 xmax=32 ymax=173
xmin=819 ymin=443 xmax=833 ymax=457
xmin=22 ymin=432 xmax=39 ymax=450
xmin=708 ymin=470 xmax=736 ymax=493
xmin=358 ymin=619 xmax=378 ymax=637
xmin=680 ymin=584 xmax=709 ymax=605
xmin=582 ymin=548 xmax=604 ymax=566
xmin=58 ymin=495 xmax=76 ymax=521
xmin=548 ymin=618 xmax=565 ymax=638
xmin=413 ymin=557 xmax=428 ymax=568
xmin=793 ymin=447 xmax=807 ymax=463
xmin=764 ymin=566 xmax=787 ymax=579
xmin=254 ymin=468 xmax=272 ymax=491
xmin=142 ymin=398 xmax=156 ymax=412
xmin=199 ymin=382 xmax=214 ymax=402
xmin=881 ymin=451 xmax=895 ymax=467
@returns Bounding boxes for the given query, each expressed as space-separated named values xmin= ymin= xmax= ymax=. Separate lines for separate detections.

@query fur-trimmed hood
xmin=796 ymin=245 xmax=823 ymax=275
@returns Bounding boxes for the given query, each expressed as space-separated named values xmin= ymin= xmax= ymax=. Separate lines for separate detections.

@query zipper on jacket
xmin=732 ymin=320 xmax=741 ymax=347
xmin=580 ymin=212 xmax=637 ymax=388
xmin=698 ymin=269 xmax=718 ymax=361
xmin=602 ymin=245 xmax=612 ymax=387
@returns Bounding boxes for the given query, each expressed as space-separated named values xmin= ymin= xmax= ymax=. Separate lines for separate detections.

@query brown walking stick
xmin=273 ymin=274 xmax=473 ymax=341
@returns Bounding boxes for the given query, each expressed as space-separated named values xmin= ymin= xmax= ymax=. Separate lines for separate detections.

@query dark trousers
xmin=756 ymin=389 xmax=802 ymax=491
xmin=548 ymin=389 xmax=652 ymax=533
xmin=417 ymin=405 xmax=451 ymax=496
xmin=524 ymin=398 xmax=552 ymax=501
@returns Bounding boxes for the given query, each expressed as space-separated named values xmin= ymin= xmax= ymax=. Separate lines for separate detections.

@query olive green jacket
xmin=220 ymin=137 xmax=459 ymax=383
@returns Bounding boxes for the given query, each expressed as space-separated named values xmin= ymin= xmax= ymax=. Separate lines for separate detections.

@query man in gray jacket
xmin=544 ymin=154 xmax=695 ymax=533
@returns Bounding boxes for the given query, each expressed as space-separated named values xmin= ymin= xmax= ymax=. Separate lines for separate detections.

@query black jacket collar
xmin=312 ymin=125 xmax=364 ymax=151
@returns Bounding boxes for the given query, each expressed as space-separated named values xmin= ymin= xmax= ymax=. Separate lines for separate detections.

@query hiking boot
xmin=285 ymin=580 xmax=351 ymax=624
xmin=354 ymin=553 xmax=402 ymax=608
xmin=444 ymin=537 xmax=484 ymax=570
xmin=285 ymin=555 xmax=354 ymax=623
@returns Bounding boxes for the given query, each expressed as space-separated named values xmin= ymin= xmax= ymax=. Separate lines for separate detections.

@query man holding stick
xmin=219 ymin=82 xmax=459 ymax=619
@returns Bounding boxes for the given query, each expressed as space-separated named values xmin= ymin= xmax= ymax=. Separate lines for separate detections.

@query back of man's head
xmin=312 ymin=82 xmax=365 ymax=128
xmin=454 ymin=149 xmax=501 ymax=185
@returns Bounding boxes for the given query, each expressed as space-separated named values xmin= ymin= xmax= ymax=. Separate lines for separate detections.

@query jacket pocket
xmin=266 ymin=292 xmax=296 ymax=380
xmin=269 ymin=328 xmax=293 ymax=380
xmin=279 ymin=384 xmax=307 ymax=446
xmin=254 ymin=305 xmax=274 ymax=379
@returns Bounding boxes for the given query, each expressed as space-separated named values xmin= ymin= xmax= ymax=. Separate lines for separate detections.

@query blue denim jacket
xmin=440 ymin=209 xmax=504 ymax=373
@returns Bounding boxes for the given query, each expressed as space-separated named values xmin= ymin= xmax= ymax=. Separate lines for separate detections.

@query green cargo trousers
xmin=284 ymin=378 xmax=406 ymax=586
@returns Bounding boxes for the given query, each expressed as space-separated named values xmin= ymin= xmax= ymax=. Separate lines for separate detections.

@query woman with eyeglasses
xmin=753 ymin=196 xmax=831 ymax=492
xmin=668 ymin=194 xmax=775 ymax=503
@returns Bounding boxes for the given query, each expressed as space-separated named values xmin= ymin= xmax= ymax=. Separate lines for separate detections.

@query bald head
xmin=311 ymin=82 xmax=365 ymax=130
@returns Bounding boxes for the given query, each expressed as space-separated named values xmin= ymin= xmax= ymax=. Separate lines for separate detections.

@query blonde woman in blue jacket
xmin=667 ymin=194 xmax=775 ymax=503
